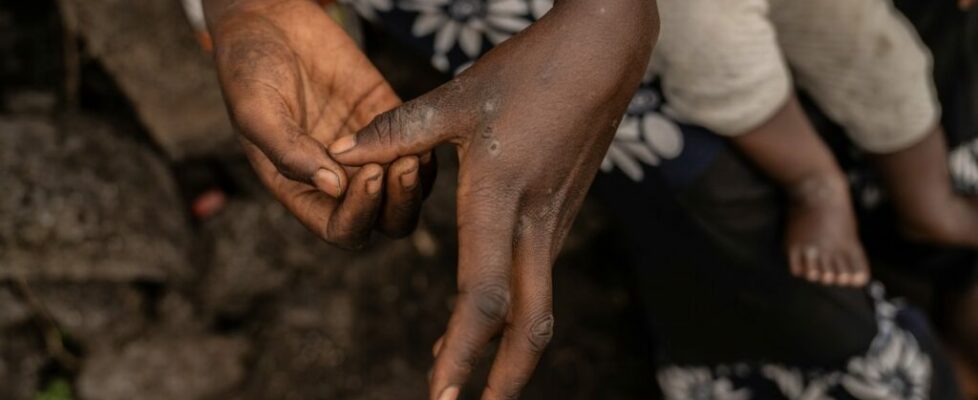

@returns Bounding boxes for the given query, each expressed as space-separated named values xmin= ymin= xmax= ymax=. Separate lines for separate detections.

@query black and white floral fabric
xmin=601 ymin=68 xmax=685 ymax=182
xmin=656 ymin=284 xmax=933 ymax=400
xmin=949 ymin=137 xmax=978 ymax=195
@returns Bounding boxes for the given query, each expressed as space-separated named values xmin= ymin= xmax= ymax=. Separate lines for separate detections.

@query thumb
xmin=230 ymin=93 xmax=348 ymax=198
xmin=329 ymin=99 xmax=455 ymax=166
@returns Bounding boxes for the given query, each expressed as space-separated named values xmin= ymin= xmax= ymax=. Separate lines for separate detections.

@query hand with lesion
xmin=204 ymin=0 xmax=433 ymax=248
xmin=328 ymin=1 xmax=659 ymax=397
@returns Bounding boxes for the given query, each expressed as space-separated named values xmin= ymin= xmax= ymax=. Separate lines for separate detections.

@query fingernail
xmin=330 ymin=135 xmax=357 ymax=155
xmin=438 ymin=386 xmax=459 ymax=400
xmin=313 ymin=169 xmax=342 ymax=197
xmin=400 ymin=167 xmax=419 ymax=190
xmin=366 ymin=174 xmax=383 ymax=195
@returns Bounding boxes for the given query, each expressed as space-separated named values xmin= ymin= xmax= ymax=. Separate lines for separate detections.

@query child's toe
xmin=833 ymin=254 xmax=853 ymax=286
xmin=819 ymin=254 xmax=838 ymax=285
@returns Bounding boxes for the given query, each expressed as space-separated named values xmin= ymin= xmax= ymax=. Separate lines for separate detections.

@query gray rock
xmin=0 ymin=285 xmax=31 ymax=329
xmin=31 ymin=282 xmax=147 ymax=348
xmin=0 ymin=115 xmax=191 ymax=281
xmin=77 ymin=334 xmax=248 ymax=400
xmin=198 ymin=195 xmax=354 ymax=318
xmin=60 ymin=0 xmax=235 ymax=160
xmin=0 ymin=328 xmax=46 ymax=400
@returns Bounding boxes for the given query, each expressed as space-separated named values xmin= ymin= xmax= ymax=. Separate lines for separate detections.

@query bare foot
xmin=785 ymin=176 xmax=870 ymax=287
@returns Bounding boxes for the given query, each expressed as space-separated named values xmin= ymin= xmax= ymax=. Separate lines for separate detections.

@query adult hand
xmin=329 ymin=1 xmax=659 ymax=397
xmin=961 ymin=0 xmax=975 ymax=10
xmin=205 ymin=0 xmax=432 ymax=248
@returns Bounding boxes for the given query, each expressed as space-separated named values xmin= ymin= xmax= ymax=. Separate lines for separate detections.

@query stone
xmin=77 ymin=334 xmax=248 ymax=400
xmin=0 ymin=115 xmax=191 ymax=281
xmin=60 ymin=0 xmax=235 ymax=160
xmin=31 ymin=282 xmax=147 ymax=348
xmin=0 ymin=327 xmax=46 ymax=400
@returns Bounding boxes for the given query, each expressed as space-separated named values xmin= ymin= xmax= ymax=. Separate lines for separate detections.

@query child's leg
xmin=732 ymin=96 xmax=869 ymax=286
xmin=873 ymin=129 xmax=978 ymax=247
xmin=773 ymin=0 xmax=978 ymax=249
xmin=654 ymin=0 xmax=869 ymax=286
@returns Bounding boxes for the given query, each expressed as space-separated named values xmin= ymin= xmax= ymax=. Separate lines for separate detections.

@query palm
xmin=211 ymin=0 xmax=425 ymax=246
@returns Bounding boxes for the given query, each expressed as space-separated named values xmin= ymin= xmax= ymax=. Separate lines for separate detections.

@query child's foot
xmin=785 ymin=177 xmax=870 ymax=287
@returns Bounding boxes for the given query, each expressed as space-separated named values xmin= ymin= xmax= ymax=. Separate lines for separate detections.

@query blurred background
xmin=0 ymin=1 xmax=659 ymax=399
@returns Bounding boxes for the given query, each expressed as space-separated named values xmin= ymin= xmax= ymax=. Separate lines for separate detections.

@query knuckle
xmin=272 ymin=145 xmax=307 ymax=181
xmin=467 ymin=282 xmax=510 ymax=325
xmin=365 ymin=110 xmax=398 ymax=148
xmin=524 ymin=312 xmax=555 ymax=353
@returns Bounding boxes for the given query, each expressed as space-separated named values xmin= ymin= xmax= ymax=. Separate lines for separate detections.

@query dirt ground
xmin=0 ymin=1 xmax=657 ymax=399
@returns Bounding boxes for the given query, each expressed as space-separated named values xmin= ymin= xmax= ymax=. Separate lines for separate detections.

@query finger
xmin=241 ymin=138 xmax=340 ymax=240
xmin=433 ymin=336 xmax=445 ymax=358
xmin=378 ymin=156 xmax=423 ymax=238
xmin=329 ymin=98 xmax=456 ymax=166
xmin=326 ymin=164 xmax=385 ymax=249
xmin=222 ymin=56 xmax=348 ymax=197
xmin=419 ymin=151 xmax=439 ymax=200
xmin=431 ymin=199 xmax=517 ymax=400
xmin=483 ymin=240 xmax=554 ymax=400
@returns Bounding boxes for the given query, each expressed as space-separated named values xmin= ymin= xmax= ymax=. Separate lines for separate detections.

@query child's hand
xmin=329 ymin=1 xmax=659 ymax=397
xmin=207 ymin=0 xmax=432 ymax=247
